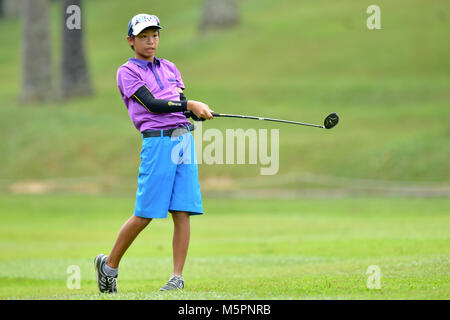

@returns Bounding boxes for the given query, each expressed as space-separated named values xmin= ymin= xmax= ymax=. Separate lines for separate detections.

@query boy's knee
xmin=171 ymin=211 xmax=189 ymax=217
xmin=133 ymin=215 xmax=152 ymax=227
xmin=171 ymin=211 xmax=190 ymax=223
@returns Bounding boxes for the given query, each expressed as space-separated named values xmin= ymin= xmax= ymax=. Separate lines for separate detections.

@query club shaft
xmin=211 ymin=113 xmax=325 ymax=128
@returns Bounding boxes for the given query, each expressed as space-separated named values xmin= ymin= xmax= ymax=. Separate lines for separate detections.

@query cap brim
xmin=132 ymin=22 xmax=162 ymax=36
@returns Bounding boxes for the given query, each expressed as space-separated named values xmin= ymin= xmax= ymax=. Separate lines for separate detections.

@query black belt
xmin=142 ymin=124 xmax=195 ymax=138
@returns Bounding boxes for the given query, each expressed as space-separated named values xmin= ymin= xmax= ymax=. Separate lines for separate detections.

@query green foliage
xmin=0 ymin=0 xmax=449 ymax=187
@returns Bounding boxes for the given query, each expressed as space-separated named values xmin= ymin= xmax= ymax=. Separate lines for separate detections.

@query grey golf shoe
xmin=94 ymin=254 xmax=118 ymax=294
xmin=159 ymin=274 xmax=184 ymax=291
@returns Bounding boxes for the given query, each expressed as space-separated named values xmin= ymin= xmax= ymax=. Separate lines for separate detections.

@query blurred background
xmin=0 ymin=0 xmax=449 ymax=197
xmin=0 ymin=0 xmax=449 ymax=300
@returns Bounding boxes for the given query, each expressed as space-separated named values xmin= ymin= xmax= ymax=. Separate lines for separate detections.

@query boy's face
xmin=127 ymin=27 xmax=160 ymax=61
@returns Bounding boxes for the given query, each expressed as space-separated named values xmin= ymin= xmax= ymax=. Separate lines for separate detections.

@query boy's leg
xmin=107 ymin=215 xmax=152 ymax=268
xmin=159 ymin=211 xmax=189 ymax=291
xmin=171 ymin=211 xmax=190 ymax=276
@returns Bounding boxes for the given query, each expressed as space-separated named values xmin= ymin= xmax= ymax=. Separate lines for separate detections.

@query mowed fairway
xmin=0 ymin=195 xmax=448 ymax=300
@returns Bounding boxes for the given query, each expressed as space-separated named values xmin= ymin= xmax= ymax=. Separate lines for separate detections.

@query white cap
xmin=127 ymin=14 xmax=162 ymax=37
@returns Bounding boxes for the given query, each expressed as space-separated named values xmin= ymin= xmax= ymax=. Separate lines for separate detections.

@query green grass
xmin=0 ymin=0 xmax=449 ymax=186
xmin=1 ymin=0 xmax=448 ymax=301
xmin=0 ymin=195 xmax=449 ymax=299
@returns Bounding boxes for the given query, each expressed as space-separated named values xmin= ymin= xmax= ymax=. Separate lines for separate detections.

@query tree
xmin=20 ymin=0 xmax=52 ymax=103
xmin=2 ymin=0 xmax=21 ymax=19
xmin=60 ymin=0 xmax=93 ymax=98
xmin=200 ymin=0 xmax=240 ymax=32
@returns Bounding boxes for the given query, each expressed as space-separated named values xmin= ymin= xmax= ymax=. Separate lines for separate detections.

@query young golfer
xmin=94 ymin=13 xmax=213 ymax=293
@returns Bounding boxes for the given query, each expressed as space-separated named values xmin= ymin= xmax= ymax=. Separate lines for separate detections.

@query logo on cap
xmin=128 ymin=14 xmax=162 ymax=36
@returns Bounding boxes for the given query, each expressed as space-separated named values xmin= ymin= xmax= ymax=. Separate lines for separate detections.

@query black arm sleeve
xmin=133 ymin=85 xmax=188 ymax=113
xmin=180 ymin=91 xmax=206 ymax=121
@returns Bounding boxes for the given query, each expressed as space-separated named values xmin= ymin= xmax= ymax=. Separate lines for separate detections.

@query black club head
xmin=324 ymin=112 xmax=339 ymax=129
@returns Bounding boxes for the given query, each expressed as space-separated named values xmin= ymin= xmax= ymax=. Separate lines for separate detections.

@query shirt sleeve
xmin=173 ymin=65 xmax=185 ymax=90
xmin=117 ymin=66 xmax=146 ymax=98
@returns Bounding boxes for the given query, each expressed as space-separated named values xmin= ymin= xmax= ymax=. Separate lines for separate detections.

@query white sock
xmin=103 ymin=264 xmax=119 ymax=277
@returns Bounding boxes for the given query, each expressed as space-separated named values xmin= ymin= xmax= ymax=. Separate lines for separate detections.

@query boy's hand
xmin=187 ymin=100 xmax=214 ymax=120
xmin=183 ymin=111 xmax=205 ymax=121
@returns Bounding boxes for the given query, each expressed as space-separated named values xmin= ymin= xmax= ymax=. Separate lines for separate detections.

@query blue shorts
xmin=134 ymin=127 xmax=203 ymax=219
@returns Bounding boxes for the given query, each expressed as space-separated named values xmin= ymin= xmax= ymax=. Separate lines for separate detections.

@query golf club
xmin=206 ymin=112 xmax=340 ymax=129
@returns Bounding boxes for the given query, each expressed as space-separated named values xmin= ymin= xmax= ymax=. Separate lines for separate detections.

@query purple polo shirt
xmin=117 ymin=57 xmax=192 ymax=132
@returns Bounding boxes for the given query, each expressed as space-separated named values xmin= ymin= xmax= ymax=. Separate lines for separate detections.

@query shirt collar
xmin=129 ymin=57 xmax=161 ymax=70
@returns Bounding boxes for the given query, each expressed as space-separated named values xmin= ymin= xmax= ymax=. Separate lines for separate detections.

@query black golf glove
xmin=183 ymin=110 xmax=205 ymax=122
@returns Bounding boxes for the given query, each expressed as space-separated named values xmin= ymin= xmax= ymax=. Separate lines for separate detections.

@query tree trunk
xmin=20 ymin=0 xmax=52 ymax=103
xmin=2 ymin=0 xmax=21 ymax=19
xmin=200 ymin=0 xmax=240 ymax=32
xmin=60 ymin=0 xmax=93 ymax=98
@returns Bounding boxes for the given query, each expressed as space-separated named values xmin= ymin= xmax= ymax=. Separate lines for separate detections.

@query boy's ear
xmin=127 ymin=36 xmax=135 ymax=51
xmin=126 ymin=36 xmax=134 ymax=46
